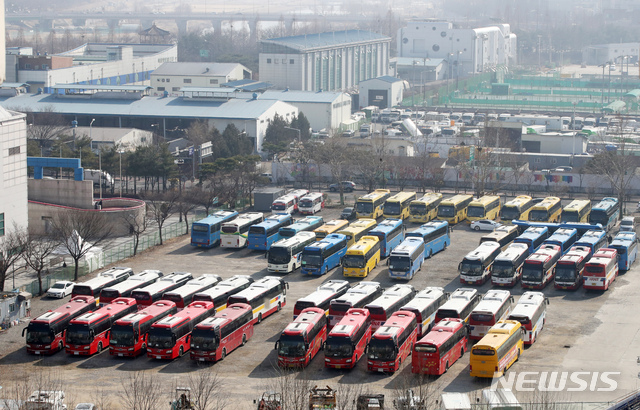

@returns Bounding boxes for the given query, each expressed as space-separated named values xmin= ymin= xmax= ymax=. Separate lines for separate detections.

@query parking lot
xmin=0 ymin=197 xmax=638 ymax=408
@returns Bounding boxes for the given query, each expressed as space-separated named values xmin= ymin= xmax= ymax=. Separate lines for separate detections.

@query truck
xmin=253 ymin=187 xmax=286 ymax=212
xmin=24 ymin=391 xmax=67 ymax=410
xmin=357 ymin=394 xmax=385 ymax=409
xmin=84 ymin=169 xmax=114 ymax=188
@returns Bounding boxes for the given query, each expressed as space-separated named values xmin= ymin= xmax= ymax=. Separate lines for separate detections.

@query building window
xmin=290 ymin=59 xmax=294 ymax=64
xmin=184 ymin=79 xmax=192 ymax=83
xmin=8 ymin=146 xmax=20 ymax=156
xmin=42 ymin=64 xmax=49 ymax=69
xmin=166 ymin=79 xmax=170 ymax=82
xmin=34 ymin=65 xmax=40 ymax=70
xmin=25 ymin=64 xmax=31 ymax=69
xmin=162 ymin=79 xmax=165 ymax=82
xmin=282 ymin=59 xmax=287 ymax=64
xmin=172 ymin=87 xmax=180 ymax=91
xmin=9 ymin=303 xmax=15 ymax=313
xmin=209 ymin=79 xmax=218 ymax=84
xmin=267 ymin=58 xmax=272 ymax=64
xmin=534 ymin=158 xmax=541 ymax=163
xmin=0 ymin=213 xmax=4 ymax=236
xmin=42 ymin=216 xmax=52 ymax=234
xmin=158 ymin=87 xmax=165 ymax=91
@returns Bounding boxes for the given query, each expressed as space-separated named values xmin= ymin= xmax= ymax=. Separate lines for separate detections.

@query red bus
xmin=275 ymin=307 xmax=328 ymax=368
xmin=65 ymin=297 xmax=137 ymax=355
xmin=468 ymin=290 xmax=513 ymax=341
xmin=554 ymin=248 xmax=590 ymax=290
xmin=366 ymin=311 xmax=418 ymax=373
xmin=293 ymin=280 xmax=350 ymax=318
xmin=365 ymin=284 xmax=416 ymax=333
xmin=109 ymin=300 xmax=177 ymax=357
xmin=161 ymin=274 xmax=221 ymax=309
xmin=584 ymin=248 xmax=619 ymax=290
xmin=327 ymin=282 xmax=383 ymax=329
xmin=190 ymin=303 xmax=255 ymax=362
xmin=147 ymin=301 xmax=215 ymax=359
xmin=23 ymin=296 xmax=95 ymax=355
xmin=192 ymin=275 xmax=254 ymax=312
xmin=131 ymin=272 xmax=193 ymax=309
xmin=324 ymin=308 xmax=371 ymax=369
xmin=521 ymin=244 xmax=561 ymax=290
xmin=99 ymin=270 xmax=163 ymax=305
xmin=412 ymin=318 xmax=468 ymax=375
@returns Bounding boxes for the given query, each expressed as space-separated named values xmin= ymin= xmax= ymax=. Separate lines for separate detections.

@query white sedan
xmin=46 ymin=281 xmax=75 ymax=298
xmin=470 ymin=219 xmax=502 ymax=231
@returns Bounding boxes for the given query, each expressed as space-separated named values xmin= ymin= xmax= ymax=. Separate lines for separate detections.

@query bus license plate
xmin=74 ymin=352 xmax=79 ymax=355
xmin=378 ymin=368 xmax=384 ymax=372
xmin=156 ymin=356 xmax=162 ymax=359
xmin=118 ymin=353 xmax=123 ymax=357
xmin=199 ymin=358 xmax=205 ymax=362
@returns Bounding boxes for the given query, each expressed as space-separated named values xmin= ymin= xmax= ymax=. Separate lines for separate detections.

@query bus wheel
xmin=179 ymin=346 xmax=184 ymax=356
xmin=461 ymin=347 xmax=465 ymax=357
xmin=142 ymin=343 xmax=147 ymax=352
xmin=445 ymin=361 xmax=450 ymax=372
xmin=221 ymin=348 xmax=227 ymax=360
xmin=97 ymin=342 xmax=103 ymax=353
xmin=258 ymin=313 xmax=263 ymax=324
xmin=324 ymin=266 xmax=329 ymax=275
xmin=428 ymin=250 xmax=433 ymax=259
xmin=58 ymin=341 xmax=64 ymax=351
xmin=241 ymin=334 xmax=247 ymax=346
xmin=277 ymin=303 xmax=282 ymax=312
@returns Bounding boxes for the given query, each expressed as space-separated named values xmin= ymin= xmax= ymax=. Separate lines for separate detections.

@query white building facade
xmin=358 ymin=76 xmax=405 ymax=109
xmin=582 ymin=43 xmax=639 ymax=66
xmin=0 ymin=108 xmax=28 ymax=243
xmin=259 ymin=30 xmax=391 ymax=92
xmin=150 ymin=62 xmax=252 ymax=96
xmin=397 ymin=21 xmax=517 ymax=77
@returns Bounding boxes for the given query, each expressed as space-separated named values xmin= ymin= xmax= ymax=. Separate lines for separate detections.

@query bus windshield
xmin=555 ymin=265 xmax=576 ymax=281
xmin=585 ymin=265 xmax=605 ymax=276
xmin=472 ymin=348 xmax=495 ymax=356
xmin=438 ymin=206 xmax=455 ymax=218
xmin=500 ymin=207 xmax=520 ymax=220
xmin=66 ymin=324 xmax=92 ymax=345
xmin=414 ymin=344 xmax=437 ymax=353
xmin=529 ymin=210 xmax=550 ymax=221
xmin=562 ymin=211 xmax=580 ymax=223
xmin=385 ymin=203 xmax=401 ymax=215
xmin=410 ymin=204 xmax=427 ymax=215
xmin=301 ymin=251 xmax=323 ymax=268
xmin=325 ymin=336 xmax=353 ymax=358
xmin=192 ymin=225 xmax=209 ymax=233
xmin=389 ymin=256 xmax=412 ymax=271
xmin=467 ymin=206 xmax=485 ymax=218
xmin=221 ymin=226 xmax=238 ymax=234
xmin=589 ymin=211 xmax=608 ymax=226
xmin=522 ymin=265 xmax=544 ymax=281
xmin=356 ymin=202 xmax=374 ymax=214
xmin=248 ymin=226 xmax=266 ymax=235
xmin=110 ymin=325 xmax=136 ymax=347
xmin=272 ymin=203 xmax=287 ymax=211
xmin=268 ymin=247 xmax=292 ymax=264
xmin=72 ymin=285 xmax=93 ymax=296
xmin=191 ymin=328 xmax=217 ymax=351
xmin=26 ymin=326 xmax=54 ymax=344
xmin=342 ymin=254 xmax=366 ymax=269
xmin=148 ymin=328 xmax=175 ymax=349
xmin=277 ymin=335 xmax=306 ymax=357
xmin=460 ymin=260 xmax=483 ymax=276
xmin=368 ymin=338 xmax=396 ymax=361
xmin=492 ymin=262 xmax=514 ymax=278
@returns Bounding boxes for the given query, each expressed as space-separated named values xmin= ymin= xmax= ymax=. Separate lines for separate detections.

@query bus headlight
xmin=346 ymin=359 xmax=352 ymax=363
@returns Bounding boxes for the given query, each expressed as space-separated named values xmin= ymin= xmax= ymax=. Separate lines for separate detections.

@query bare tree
xmin=144 ymin=191 xmax=180 ymax=245
xmin=50 ymin=210 xmax=113 ymax=281
xmin=122 ymin=210 xmax=152 ymax=256
xmin=314 ymin=138 xmax=352 ymax=205
xmin=187 ymin=371 xmax=229 ymax=410
xmin=176 ymin=190 xmax=199 ymax=235
xmin=265 ymin=366 xmax=312 ymax=410
xmin=118 ymin=372 xmax=163 ymax=410
xmin=20 ymin=233 xmax=59 ymax=296
xmin=189 ymin=184 xmax=219 ymax=216
xmin=24 ymin=106 xmax=69 ymax=152
xmin=90 ymin=385 xmax=114 ymax=410
xmin=0 ymin=226 xmax=27 ymax=291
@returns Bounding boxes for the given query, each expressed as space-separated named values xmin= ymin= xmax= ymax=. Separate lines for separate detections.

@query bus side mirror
xmin=264 ymin=253 xmax=268 ymax=259
xmin=22 ymin=328 xmax=26 ymax=337
xmin=274 ymin=341 xmax=279 ymax=350
xmin=305 ymin=343 xmax=310 ymax=350
xmin=545 ymin=298 xmax=550 ymax=305
xmin=386 ymin=259 xmax=390 ymax=266
xmin=364 ymin=346 xmax=369 ymax=354
xmin=458 ymin=262 xmax=462 ymax=271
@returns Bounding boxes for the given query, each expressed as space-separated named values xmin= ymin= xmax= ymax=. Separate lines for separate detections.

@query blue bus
xmin=368 ymin=218 xmax=405 ymax=258
xmin=542 ymin=228 xmax=578 ymax=254
xmin=300 ymin=234 xmax=349 ymax=276
xmin=388 ymin=237 xmax=425 ymax=280
xmin=279 ymin=216 xmax=324 ymax=239
xmin=571 ymin=229 xmax=608 ymax=257
xmin=405 ymin=220 xmax=450 ymax=258
xmin=191 ymin=210 xmax=239 ymax=248
xmin=247 ymin=214 xmax=293 ymax=251
xmin=608 ymin=231 xmax=638 ymax=271
xmin=513 ymin=227 xmax=549 ymax=254
xmin=588 ymin=197 xmax=620 ymax=232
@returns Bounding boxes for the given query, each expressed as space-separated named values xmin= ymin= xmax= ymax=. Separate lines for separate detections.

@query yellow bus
xmin=383 ymin=191 xmax=417 ymax=220
xmin=341 ymin=236 xmax=381 ymax=278
xmin=469 ymin=320 xmax=524 ymax=378
xmin=436 ymin=194 xmax=474 ymax=224
xmin=467 ymin=195 xmax=502 ymax=223
xmin=528 ymin=196 xmax=562 ymax=223
xmin=500 ymin=195 xmax=534 ymax=223
xmin=561 ymin=199 xmax=592 ymax=223
xmin=337 ymin=219 xmax=377 ymax=247
xmin=355 ymin=189 xmax=391 ymax=219
xmin=409 ymin=193 xmax=443 ymax=223
xmin=314 ymin=219 xmax=349 ymax=240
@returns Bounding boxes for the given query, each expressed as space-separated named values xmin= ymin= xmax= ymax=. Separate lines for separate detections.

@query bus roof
xmin=300 ymin=192 xmax=323 ymax=201
xmin=315 ymin=219 xmax=349 ymax=233
xmin=416 ymin=319 xmax=465 ymax=346
xmin=306 ymin=233 xmax=347 ymax=250
xmin=370 ymin=218 xmax=403 ymax=234
xmin=450 ymin=288 xmax=478 ymax=301
xmin=118 ymin=301 xmax=176 ymax=325
xmin=194 ymin=210 xmax=238 ymax=226
xmin=346 ymin=236 xmax=379 ymax=254
xmin=134 ymin=272 xmax=193 ymax=294
xmin=495 ymin=246 xmax=528 ymax=263
xmin=32 ymin=296 xmax=95 ymax=323
xmin=469 ymin=195 xmax=501 ymax=207
xmin=271 ymin=231 xmax=317 ymax=248
xmin=441 ymin=194 xmax=473 ymax=205
xmin=367 ymin=284 xmax=415 ymax=311
xmin=611 ymin=231 xmax=637 ymax=246
xmin=196 ymin=303 xmax=253 ymax=330
xmin=282 ymin=308 xmax=325 ymax=335
xmin=101 ymin=271 xmax=162 ymax=293
xmin=332 ymin=282 xmax=381 ymax=304
xmin=223 ymin=212 xmax=263 ymax=226
xmin=575 ymin=230 xmax=607 ymax=246
xmin=71 ymin=311 xmax=110 ymax=325
xmin=503 ymin=195 xmax=532 ymax=207
xmin=563 ymin=199 xmax=591 ymax=211
xmin=473 ymin=291 xmax=511 ymax=314
xmin=592 ymin=197 xmax=618 ymax=210
xmin=526 ymin=245 xmax=561 ymax=263
xmin=589 ymin=248 xmax=617 ymax=262
xmin=412 ymin=193 xmax=442 ymax=203
xmin=386 ymin=192 xmax=417 ymax=202
xmin=531 ymin=197 xmax=561 ymax=210
xmin=153 ymin=301 xmax=214 ymax=328
xmin=463 ymin=242 xmax=501 ymax=261
xmin=163 ymin=275 xmax=220 ymax=298
xmin=330 ymin=308 xmax=370 ymax=336
xmin=297 ymin=280 xmax=350 ymax=305
xmin=358 ymin=190 xmax=390 ymax=202
xmin=372 ymin=311 xmax=416 ymax=339
xmin=558 ymin=249 xmax=590 ymax=265
xmin=391 ymin=238 xmax=424 ymax=257
xmin=488 ymin=320 xmax=521 ymax=335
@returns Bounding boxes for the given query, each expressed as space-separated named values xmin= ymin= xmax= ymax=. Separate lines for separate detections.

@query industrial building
xmin=259 ymin=30 xmax=391 ymax=92
xmin=357 ymin=76 xmax=405 ymax=109
xmin=396 ymin=21 xmax=517 ymax=76
xmin=150 ymin=62 xmax=252 ymax=96
xmin=582 ymin=43 xmax=639 ymax=66
xmin=73 ymin=127 xmax=154 ymax=152
xmin=6 ymin=43 xmax=177 ymax=93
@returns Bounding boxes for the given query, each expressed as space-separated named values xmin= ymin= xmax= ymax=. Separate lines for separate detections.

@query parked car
xmin=329 ymin=181 xmax=356 ymax=192
xmin=75 ymin=404 xmax=96 ymax=410
xmin=470 ymin=219 xmax=502 ymax=231
xmin=340 ymin=207 xmax=357 ymax=221
xmin=46 ymin=281 xmax=76 ymax=298
xmin=342 ymin=130 xmax=355 ymax=138
xmin=620 ymin=216 xmax=636 ymax=232
xmin=554 ymin=166 xmax=573 ymax=172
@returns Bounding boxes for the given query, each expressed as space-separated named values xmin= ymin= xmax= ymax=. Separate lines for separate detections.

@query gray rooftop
xmin=152 ymin=62 xmax=248 ymax=77
xmin=360 ymin=76 xmax=403 ymax=84
xmin=52 ymin=84 xmax=152 ymax=92
xmin=260 ymin=89 xmax=346 ymax=104
xmin=262 ymin=30 xmax=391 ymax=52
xmin=396 ymin=57 xmax=445 ymax=68
xmin=1 ymin=94 xmax=290 ymax=120
xmin=73 ymin=126 xmax=146 ymax=142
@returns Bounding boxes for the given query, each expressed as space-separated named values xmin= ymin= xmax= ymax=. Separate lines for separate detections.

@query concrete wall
xmin=28 ymin=179 xmax=94 ymax=209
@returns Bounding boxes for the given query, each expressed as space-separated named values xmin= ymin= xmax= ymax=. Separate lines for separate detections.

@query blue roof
xmin=262 ymin=30 xmax=391 ymax=51
xmin=260 ymin=89 xmax=345 ymax=104
xmin=0 ymin=94 xmax=290 ymax=120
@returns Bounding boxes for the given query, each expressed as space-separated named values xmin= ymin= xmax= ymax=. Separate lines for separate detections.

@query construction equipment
xmin=357 ymin=394 xmax=385 ymax=409
xmin=394 ymin=390 xmax=426 ymax=410
xmin=24 ymin=390 xmax=67 ymax=410
xmin=309 ymin=385 xmax=337 ymax=409
xmin=255 ymin=391 xmax=282 ymax=410
xmin=170 ymin=387 xmax=194 ymax=410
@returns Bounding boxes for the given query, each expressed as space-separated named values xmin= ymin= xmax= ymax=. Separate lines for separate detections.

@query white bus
xmin=220 ymin=212 xmax=264 ymax=248
xmin=227 ymin=277 xmax=289 ymax=323
xmin=458 ymin=242 xmax=502 ymax=286
xmin=507 ymin=291 xmax=548 ymax=345
xmin=267 ymin=232 xmax=317 ymax=273
xmin=271 ymin=194 xmax=297 ymax=214
xmin=491 ymin=244 xmax=529 ymax=287
xmin=583 ymin=248 xmax=619 ymax=291
xmin=468 ymin=290 xmax=513 ymax=340
xmin=298 ymin=193 xmax=325 ymax=215
xmin=399 ymin=287 xmax=448 ymax=336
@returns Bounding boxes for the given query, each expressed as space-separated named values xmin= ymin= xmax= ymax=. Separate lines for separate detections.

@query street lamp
xmin=599 ymin=62 xmax=610 ymax=108
xmin=89 ymin=118 xmax=96 ymax=155
xmin=118 ymin=150 xmax=125 ymax=197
